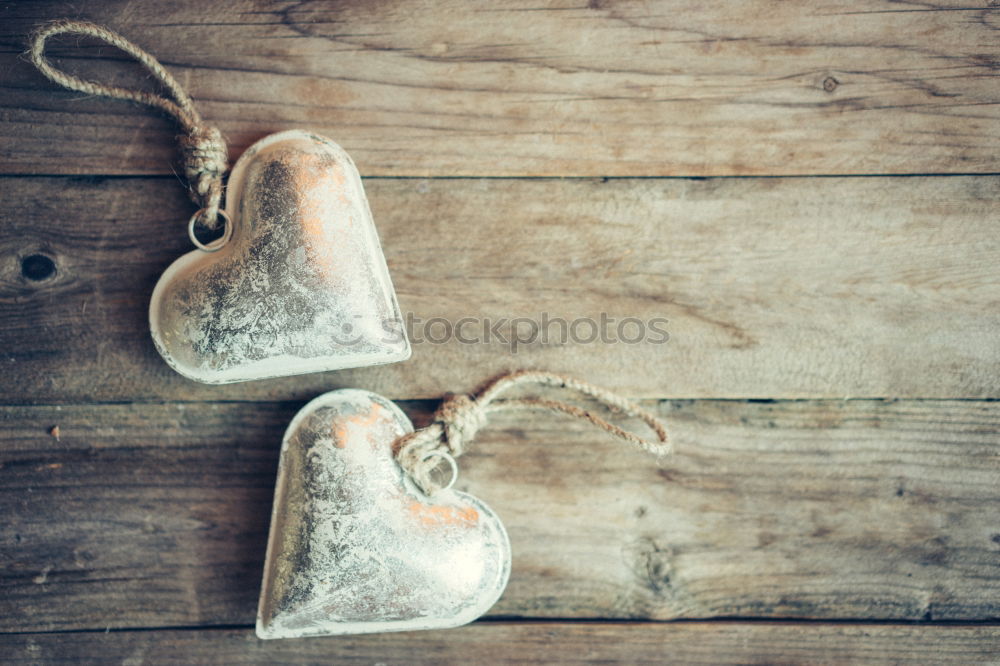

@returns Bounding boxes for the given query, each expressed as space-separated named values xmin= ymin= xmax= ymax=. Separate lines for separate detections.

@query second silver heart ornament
xmin=150 ymin=130 xmax=410 ymax=383
xmin=256 ymin=389 xmax=511 ymax=639
xmin=256 ymin=370 xmax=672 ymax=639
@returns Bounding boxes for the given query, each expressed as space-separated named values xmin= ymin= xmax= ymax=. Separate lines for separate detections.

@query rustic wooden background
xmin=2 ymin=0 xmax=999 ymax=663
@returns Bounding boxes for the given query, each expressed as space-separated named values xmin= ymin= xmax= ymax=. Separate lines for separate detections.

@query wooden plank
xmin=2 ymin=0 xmax=999 ymax=177
xmin=5 ymin=623 xmax=1000 ymax=665
xmin=2 ymin=399 xmax=997 ymax=632
xmin=1 ymin=175 xmax=998 ymax=402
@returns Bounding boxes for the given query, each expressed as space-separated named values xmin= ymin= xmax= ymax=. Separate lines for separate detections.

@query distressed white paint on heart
xmin=149 ymin=130 xmax=409 ymax=384
xmin=256 ymin=389 xmax=511 ymax=639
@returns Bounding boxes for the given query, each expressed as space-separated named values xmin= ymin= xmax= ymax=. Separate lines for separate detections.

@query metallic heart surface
xmin=256 ymin=390 xmax=511 ymax=639
xmin=149 ymin=130 xmax=409 ymax=384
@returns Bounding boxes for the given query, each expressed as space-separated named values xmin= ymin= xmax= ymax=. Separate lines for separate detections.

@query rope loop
xmin=395 ymin=370 xmax=671 ymax=495
xmin=28 ymin=20 xmax=229 ymax=230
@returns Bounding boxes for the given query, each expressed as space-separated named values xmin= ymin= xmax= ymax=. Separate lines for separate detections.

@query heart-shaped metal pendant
xmin=149 ymin=130 xmax=409 ymax=384
xmin=256 ymin=390 xmax=511 ymax=639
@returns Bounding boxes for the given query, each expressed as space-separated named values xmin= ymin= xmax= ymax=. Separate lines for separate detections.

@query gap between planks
xmin=2 ymin=622 xmax=999 ymax=665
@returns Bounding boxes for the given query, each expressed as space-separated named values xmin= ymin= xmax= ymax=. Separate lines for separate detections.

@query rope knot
xmin=435 ymin=394 xmax=486 ymax=456
xmin=179 ymin=126 xmax=228 ymax=229
xmin=394 ymin=393 xmax=486 ymax=496
xmin=180 ymin=127 xmax=227 ymax=183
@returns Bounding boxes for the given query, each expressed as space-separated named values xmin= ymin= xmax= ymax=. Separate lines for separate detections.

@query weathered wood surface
xmin=3 ymin=0 xmax=1000 ymax=177
xmin=6 ymin=623 xmax=1000 ymax=665
xmin=2 ymin=175 xmax=999 ymax=402
xmin=2 ymin=399 xmax=997 ymax=632
xmin=3 ymin=2 xmax=999 ymax=661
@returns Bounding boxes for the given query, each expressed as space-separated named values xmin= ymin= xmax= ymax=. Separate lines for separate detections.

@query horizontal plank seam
xmin=3 ymin=618 xmax=1000 ymax=638
xmin=1 ymin=173 xmax=1000 ymax=181
xmin=1 ymin=398 xmax=997 ymax=409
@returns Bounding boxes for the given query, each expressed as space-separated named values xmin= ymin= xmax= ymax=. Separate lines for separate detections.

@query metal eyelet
xmin=420 ymin=450 xmax=459 ymax=493
xmin=187 ymin=208 xmax=232 ymax=252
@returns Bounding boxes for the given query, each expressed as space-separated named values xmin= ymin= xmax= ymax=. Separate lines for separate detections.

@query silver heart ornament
xmin=150 ymin=130 xmax=409 ymax=384
xmin=256 ymin=390 xmax=511 ymax=639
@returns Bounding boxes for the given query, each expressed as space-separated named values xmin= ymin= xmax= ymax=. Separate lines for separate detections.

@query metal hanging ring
xmin=187 ymin=208 xmax=232 ymax=252
xmin=420 ymin=450 xmax=459 ymax=493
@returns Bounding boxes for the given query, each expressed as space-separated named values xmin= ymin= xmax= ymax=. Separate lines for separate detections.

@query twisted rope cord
xmin=395 ymin=370 xmax=672 ymax=495
xmin=28 ymin=20 xmax=228 ymax=229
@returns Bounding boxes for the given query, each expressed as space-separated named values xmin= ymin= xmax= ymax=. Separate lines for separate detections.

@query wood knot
xmin=624 ymin=537 xmax=676 ymax=596
xmin=21 ymin=254 xmax=56 ymax=282
xmin=822 ymin=76 xmax=839 ymax=93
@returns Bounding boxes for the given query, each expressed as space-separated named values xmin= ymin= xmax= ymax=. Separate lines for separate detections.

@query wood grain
xmin=3 ymin=0 xmax=999 ymax=177
xmin=3 ymin=2 xmax=999 ymax=661
xmin=1 ymin=175 xmax=998 ymax=402
xmin=2 ymin=399 xmax=997 ymax=632
xmin=5 ymin=623 xmax=1000 ymax=665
